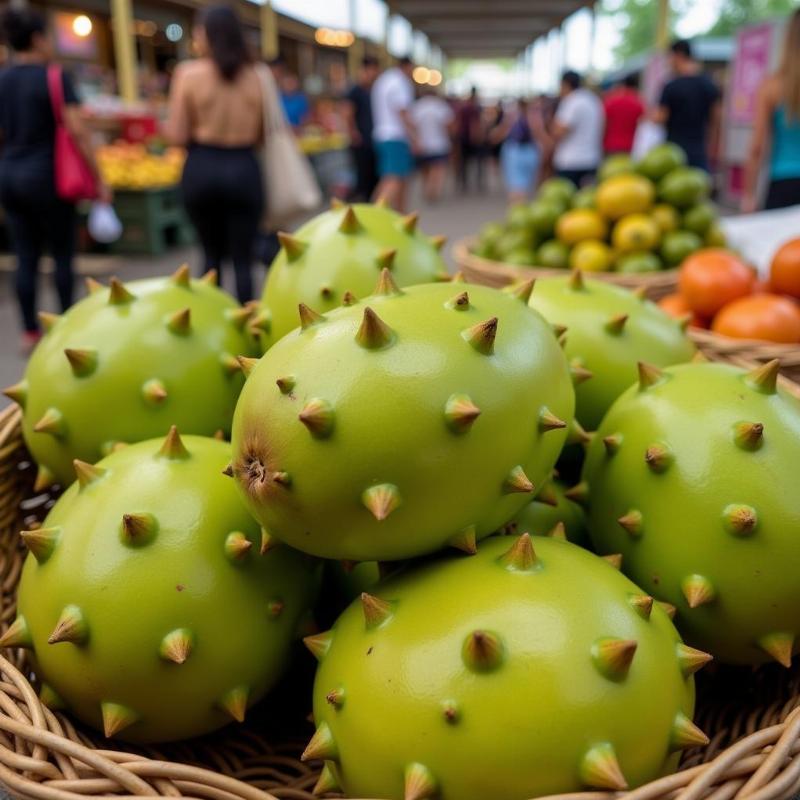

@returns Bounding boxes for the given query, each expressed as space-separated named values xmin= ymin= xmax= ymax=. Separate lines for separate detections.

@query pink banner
xmin=730 ymin=23 xmax=773 ymax=125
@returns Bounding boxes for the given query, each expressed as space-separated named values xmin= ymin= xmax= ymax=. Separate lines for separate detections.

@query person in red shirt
xmin=603 ymin=73 xmax=645 ymax=154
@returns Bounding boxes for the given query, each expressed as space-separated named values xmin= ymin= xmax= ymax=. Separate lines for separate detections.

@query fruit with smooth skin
xmin=596 ymin=174 xmax=656 ymax=220
xmin=537 ymin=240 xmax=571 ymax=270
xmin=529 ymin=200 xmax=563 ymax=238
xmin=583 ymin=360 xmax=800 ymax=665
xmin=599 ymin=153 xmax=635 ymax=181
xmin=5 ymin=268 xmax=255 ymax=489
xmin=651 ymin=203 xmax=681 ymax=234
xmin=556 ymin=209 xmax=609 ymax=245
xmin=678 ymin=249 xmax=756 ymax=317
xmin=769 ymin=238 xmax=800 ymax=299
xmin=660 ymin=231 xmax=704 ymax=267
xmin=538 ymin=177 xmax=576 ymax=206
xmin=1 ymin=432 xmax=319 ymax=742
xmin=570 ymin=240 xmax=614 ymax=272
xmin=529 ymin=273 xmax=695 ymax=430
xmin=612 ymin=214 xmax=661 ymax=254
xmin=658 ymin=168 xmax=710 ymax=209
xmin=504 ymin=479 xmax=590 ymax=547
xmin=682 ymin=203 xmax=716 ymax=237
xmin=304 ymin=535 xmax=707 ymax=800
xmin=712 ymin=294 xmax=800 ymax=343
xmin=616 ymin=252 xmax=663 ymax=274
xmin=259 ymin=203 xmax=447 ymax=350
xmin=637 ymin=143 xmax=687 ymax=182
xmin=571 ymin=186 xmax=597 ymax=209
xmin=231 ymin=275 xmax=574 ymax=561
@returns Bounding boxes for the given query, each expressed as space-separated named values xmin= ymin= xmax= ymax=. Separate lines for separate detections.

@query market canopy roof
xmin=386 ymin=0 xmax=593 ymax=58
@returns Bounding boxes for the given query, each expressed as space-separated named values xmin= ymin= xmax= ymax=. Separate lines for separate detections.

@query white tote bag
xmin=256 ymin=64 xmax=321 ymax=229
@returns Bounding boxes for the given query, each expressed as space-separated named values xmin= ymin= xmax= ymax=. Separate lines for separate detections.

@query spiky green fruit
xmin=11 ymin=270 xmax=256 ymax=487
xmin=258 ymin=204 xmax=447 ymax=350
xmin=528 ymin=275 xmax=695 ymax=430
xmin=583 ymin=361 xmax=800 ymax=665
xmin=308 ymin=536 xmax=704 ymax=800
xmin=8 ymin=432 xmax=318 ymax=742
xmin=231 ymin=280 xmax=574 ymax=561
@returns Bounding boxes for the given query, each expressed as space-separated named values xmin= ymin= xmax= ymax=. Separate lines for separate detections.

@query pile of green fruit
xmin=2 ymin=202 xmax=799 ymax=800
xmin=474 ymin=143 xmax=726 ymax=274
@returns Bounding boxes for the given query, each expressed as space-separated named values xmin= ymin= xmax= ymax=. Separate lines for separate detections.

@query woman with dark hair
xmin=166 ymin=5 xmax=265 ymax=302
xmin=0 ymin=7 xmax=106 ymax=351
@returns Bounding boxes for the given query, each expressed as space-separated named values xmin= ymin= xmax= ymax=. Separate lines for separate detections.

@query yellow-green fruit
xmin=305 ymin=536 xmax=708 ymax=800
xmin=231 ymin=276 xmax=574 ymax=561
xmin=570 ymin=240 xmax=614 ymax=272
xmin=556 ymin=209 xmax=608 ymax=245
xmin=612 ymin=213 xmax=661 ymax=254
xmin=3 ymin=432 xmax=319 ymax=742
xmin=258 ymin=203 xmax=447 ymax=350
xmin=651 ymin=203 xmax=681 ymax=234
xmin=596 ymin=174 xmax=656 ymax=220
xmin=504 ymin=479 xmax=590 ymax=547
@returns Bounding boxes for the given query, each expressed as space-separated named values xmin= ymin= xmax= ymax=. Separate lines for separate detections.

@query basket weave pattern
xmin=2 ymin=400 xmax=800 ymax=800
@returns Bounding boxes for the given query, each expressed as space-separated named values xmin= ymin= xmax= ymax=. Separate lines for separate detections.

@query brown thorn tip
xmin=356 ymin=306 xmax=395 ymax=349
xmin=301 ymin=721 xmax=338 ymax=762
xmin=463 ymin=317 xmax=497 ymax=355
xmin=73 ymin=459 xmax=106 ymax=488
xmin=462 ymin=630 xmax=504 ymax=672
xmin=638 ymin=361 xmax=664 ymax=389
xmin=444 ymin=394 xmax=481 ymax=433
xmin=200 ymin=268 xmax=218 ymax=285
xmin=569 ymin=270 xmax=586 ymax=290
xmin=500 ymin=532 xmax=538 ymax=571
xmin=563 ymin=481 xmax=589 ymax=505
xmin=85 ymin=276 xmax=104 ymax=294
xmin=605 ymin=313 xmax=629 ymax=335
xmin=108 ymin=277 xmax=135 ymax=305
xmin=539 ymin=407 xmax=567 ymax=432
xmin=401 ymin=211 xmax=419 ymax=234
xmin=362 ymin=483 xmax=401 ymax=521
xmin=746 ymin=359 xmax=780 ymax=394
xmin=338 ymin=206 xmax=361 ymax=234
xmin=160 ymin=628 xmax=194 ymax=664
xmin=236 ymin=356 xmax=259 ymax=378
xmin=342 ymin=290 xmax=358 ymax=306
xmin=64 ymin=348 xmax=98 ymax=377
xmin=404 ymin=763 xmax=437 ymax=800
xmin=677 ymin=643 xmax=713 ymax=676
xmin=38 ymin=310 xmax=60 ymax=331
xmin=536 ymin=482 xmax=558 ymax=506
xmin=548 ymin=521 xmax=567 ymax=540
xmin=374 ymin=267 xmax=402 ymax=296
xmin=21 ymin=526 xmax=60 ymax=563
xmin=225 ymin=531 xmax=253 ymax=561
xmin=723 ymin=504 xmax=758 ymax=536
xmin=276 ymin=375 xmax=296 ymax=394
xmin=298 ymin=303 xmax=325 ymax=330
xmin=142 ymin=378 xmax=168 ymax=405
xmin=603 ymin=433 xmax=622 ymax=455
xmin=376 ymin=248 xmax=397 ymax=271
xmin=0 ymin=616 xmax=32 ymax=649
xmin=448 ymin=290 xmax=470 ymax=310
xmin=617 ymin=510 xmax=643 ymax=538
xmin=681 ymin=574 xmax=716 ymax=609
xmin=570 ymin=360 xmax=594 ymax=384
xmin=671 ymin=712 xmax=710 ymax=750
xmin=158 ymin=425 xmax=190 ymax=460
xmin=101 ymin=703 xmax=138 ymax=738
xmin=303 ymin=630 xmax=333 ymax=661
xmin=278 ymin=231 xmax=307 ymax=261
xmin=592 ymin=638 xmax=638 ymax=681
xmin=629 ymin=594 xmax=654 ymax=620
xmin=602 ymin=553 xmax=623 ymax=569
xmin=3 ymin=380 xmax=27 ymax=407
xmin=299 ymin=398 xmax=335 ymax=438
xmin=121 ymin=513 xmax=158 ymax=545
xmin=504 ymin=465 xmax=534 ymax=494
xmin=659 ymin=601 xmax=677 ymax=620
xmin=505 ymin=277 xmax=535 ymax=303
xmin=759 ymin=632 xmax=794 ymax=668
xmin=733 ymin=421 xmax=764 ymax=451
xmin=431 ymin=234 xmax=447 ymax=251
xmin=172 ymin=263 xmax=191 ymax=287
xmin=313 ymin=764 xmax=341 ymax=796
xmin=361 ymin=592 xmax=393 ymax=628
xmin=220 ymin=686 xmax=249 ymax=723
xmin=34 ymin=407 xmax=66 ymax=438
xmin=48 ymin=605 xmax=88 ymax=645
xmin=580 ymin=743 xmax=628 ymax=791
xmin=167 ymin=307 xmax=191 ymax=335
xmin=449 ymin=525 xmax=477 ymax=554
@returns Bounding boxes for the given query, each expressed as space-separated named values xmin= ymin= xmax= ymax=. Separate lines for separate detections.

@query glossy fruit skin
xmin=529 ymin=276 xmax=695 ymax=430
xmin=569 ymin=240 xmax=614 ymax=272
xmin=583 ymin=362 xmax=800 ymax=664
xmin=660 ymin=230 xmax=704 ymax=267
xmin=678 ymin=248 xmax=756 ymax=317
xmin=11 ymin=435 xmax=319 ymax=742
xmin=599 ymin=153 xmax=635 ymax=181
xmin=538 ymin=177 xmax=577 ymax=206
xmin=658 ymin=168 xmax=710 ymax=209
xmin=770 ymin=237 xmax=800 ymax=298
xmin=596 ymin=174 xmax=655 ymax=220
xmin=612 ymin=213 xmax=661 ymax=253
xmin=637 ymin=143 xmax=687 ymax=182
xmin=556 ymin=209 xmax=609 ymax=245
xmin=570 ymin=186 xmax=597 ymax=209
xmin=310 ymin=537 xmax=697 ymax=800
xmin=537 ymin=239 xmax=570 ymax=269
xmin=231 ymin=280 xmax=574 ymax=561
xmin=651 ymin=204 xmax=681 ymax=234
xmin=259 ymin=203 xmax=447 ymax=349
xmin=505 ymin=479 xmax=590 ymax=546
xmin=616 ymin=252 xmax=662 ymax=274
xmin=712 ymin=293 xmax=800 ymax=343
xmin=682 ymin=203 xmax=715 ymax=236
xmin=15 ymin=273 xmax=255 ymax=487
xmin=529 ymin=200 xmax=562 ymax=237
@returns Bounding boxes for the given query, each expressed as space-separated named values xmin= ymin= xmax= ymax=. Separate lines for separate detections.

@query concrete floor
xmin=0 ymin=176 xmax=508 ymax=402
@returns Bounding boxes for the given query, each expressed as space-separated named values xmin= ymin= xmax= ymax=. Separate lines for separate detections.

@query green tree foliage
xmin=705 ymin=0 xmax=798 ymax=36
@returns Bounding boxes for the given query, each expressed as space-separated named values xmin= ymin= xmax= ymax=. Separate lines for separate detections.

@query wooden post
xmin=260 ymin=0 xmax=279 ymax=61
xmin=111 ymin=0 xmax=138 ymax=103
xmin=656 ymin=0 xmax=670 ymax=50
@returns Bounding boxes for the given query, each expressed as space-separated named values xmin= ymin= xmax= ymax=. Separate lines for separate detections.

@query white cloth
xmin=410 ymin=96 xmax=454 ymax=156
xmin=719 ymin=205 xmax=800 ymax=276
xmin=554 ymin=88 xmax=605 ymax=171
xmin=371 ymin=67 xmax=414 ymax=143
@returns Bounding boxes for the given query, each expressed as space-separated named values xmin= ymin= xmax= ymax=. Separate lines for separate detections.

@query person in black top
xmin=0 ymin=7 xmax=106 ymax=350
xmin=343 ymin=56 xmax=380 ymax=202
xmin=654 ymin=40 xmax=721 ymax=171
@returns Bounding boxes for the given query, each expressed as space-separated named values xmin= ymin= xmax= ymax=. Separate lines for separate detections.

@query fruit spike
xmin=361 ymin=592 xmax=393 ymax=629
xmin=302 ymin=721 xmax=339 ymax=762
xmin=272 ymin=471 xmax=291 ymax=487
xmin=303 ymin=630 xmax=333 ymax=661
xmin=539 ymin=407 xmax=567 ymax=432
xmin=276 ymin=375 xmax=295 ymax=394
xmin=548 ymin=521 xmax=567 ymax=540
xmin=313 ymin=764 xmax=342 ymax=796
xmin=670 ymin=712 xmax=710 ymax=751
xmin=566 ymin=419 xmax=592 ymax=446
xmin=505 ymin=277 xmax=536 ymax=304
xmin=325 ymin=688 xmax=346 ymax=709
xmin=225 ymin=306 xmax=254 ymax=330
xmin=449 ymin=525 xmax=477 ymax=554
xmin=603 ymin=433 xmax=622 ymax=455
xmin=171 ymin=263 xmax=191 ymax=288
xmin=758 ymin=632 xmax=795 ymax=668
xmin=659 ymin=601 xmax=677 ymax=620
xmin=48 ymin=605 xmax=88 ymax=645
xmin=568 ymin=270 xmax=585 ymax=291
xmin=617 ymin=509 xmax=643 ymax=538
xmin=2 ymin=379 xmax=27 ymax=407
xmin=401 ymin=211 xmax=419 ymax=234
xmin=645 ymin=443 xmax=673 ymax=473
xmin=299 ymin=303 xmax=326 ymax=330
xmin=374 ymin=267 xmax=403 ymax=296
xmin=592 ymin=638 xmax=638 ymax=681
xmin=682 ymin=574 xmax=716 ymax=609
xmin=404 ymin=762 xmax=438 ymax=800
xmin=500 ymin=532 xmax=538 ymax=572
xmin=277 ymin=231 xmax=307 ymax=262
xmin=430 ymin=234 xmax=447 ymax=251
xmin=233 ymin=356 xmax=258 ymax=379
xmin=362 ymin=484 xmax=402 ymax=521
xmin=249 ymin=309 xmax=272 ymax=335
xmin=220 ymin=353 xmax=242 ymax=376
xmin=462 ymin=317 xmax=498 ymax=355
xmin=38 ymin=310 xmax=60 ymax=332
xmin=722 ymin=504 xmax=758 ymax=536
xmin=34 ymin=465 xmax=55 ymax=493
xmin=121 ymin=512 xmax=158 ymax=546
xmin=299 ymin=397 xmax=336 ymax=438
xmin=536 ymin=483 xmax=558 ymax=507
xmin=563 ymin=481 xmax=589 ymax=505
xmin=676 ymin=643 xmax=713 ymax=679
xmin=462 ymin=630 xmax=505 ymax=672
xmin=159 ymin=628 xmax=194 ymax=664
xmin=629 ymin=594 xmax=654 ymax=620
xmin=33 ymin=407 xmax=66 ymax=438
xmin=504 ymin=465 xmax=534 ymax=494
xmin=632 ymin=285 xmax=647 ymax=300
xmin=745 ymin=359 xmax=780 ymax=395
xmin=376 ymin=248 xmax=397 ymax=271
xmin=219 ymin=685 xmax=249 ymax=722
xmin=444 ymin=393 xmax=481 ymax=433
xmin=0 ymin=616 xmax=32 ymax=649
xmin=225 ymin=531 xmax=253 ymax=561
xmin=638 ymin=361 xmax=665 ymax=390
xmin=64 ymin=347 xmax=98 ymax=377
xmin=108 ymin=277 xmax=135 ymax=305
xmin=447 ymin=290 xmax=470 ymax=311
xmin=141 ymin=378 xmax=168 ymax=405
xmin=101 ymin=702 xmax=138 ymax=738
xmin=602 ymin=553 xmax=623 ymax=570
xmin=166 ymin=307 xmax=192 ymax=336
xmin=260 ymin=528 xmax=278 ymax=554
xmin=342 ymin=290 xmax=358 ymax=306
xmin=441 ymin=699 xmax=460 ymax=723
xmin=85 ymin=276 xmax=104 ymax=294
xmin=580 ymin=743 xmax=628 ymax=791
xmin=200 ymin=269 xmax=218 ymax=285
xmin=73 ymin=460 xmax=106 ymax=489
xmin=356 ymin=306 xmax=395 ymax=350
xmin=733 ymin=421 xmax=764 ymax=451
xmin=158 ymin=425 xmax=190 ymax=460
xmin=338 ymin=206 xmax=362 ymax=234
xmin=605 ymin=313 xmax=629 ymax=335
xmin=570 ymin=360 xmax=594 ymax=385
xmin=330 ymin=196 xmax=345 ymax=209
xmin=21 ymin=526 xmax=60 ymax=563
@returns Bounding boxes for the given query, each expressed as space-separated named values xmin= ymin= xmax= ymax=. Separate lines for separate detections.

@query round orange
xmin=657 ymin=293 xmax=706 ymax=328
xmin=712 ymin=293 xmax=800 ymax=343
xmin=678 ymin=248 xmax=756 ymax=317
xmin=769 ymin=238 xmax=800 ymax=298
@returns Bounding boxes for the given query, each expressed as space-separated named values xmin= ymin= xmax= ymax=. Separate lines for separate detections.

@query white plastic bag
xmin=88 ymin=201 xmax=123 ymax=244
xmin=631 ymin=120 xmax=666 ymax=161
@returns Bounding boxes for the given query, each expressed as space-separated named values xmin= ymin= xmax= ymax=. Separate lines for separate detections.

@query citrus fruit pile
xmin=659 ymin=239 xmax=800 ymax=343
xmin=98 ymin=141 xmax=185 ymax=190
xmin=474 ymin=143 xmax=723 ymax=273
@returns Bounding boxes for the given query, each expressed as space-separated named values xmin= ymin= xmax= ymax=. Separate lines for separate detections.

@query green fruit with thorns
xmin=1 ymin=431 xmax=318 ymax=742
xmin=583 ymin=360 xmax=800 ymax=666
xmin=304 ymin=535 xmax=709 ymax=800
xmin=231 ymin=273 xmax=574 ymax=561
xmin=504 ymin=479 xmax=590 ymax=547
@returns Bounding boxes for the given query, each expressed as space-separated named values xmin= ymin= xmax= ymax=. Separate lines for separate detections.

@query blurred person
xmin=551 ymin=71 xmax=604 ymax=186
xmin=653 ymin=40 xmax=721 ymax=171
xmin=0 ymin=7 xmax=108 ymax=351
xmin=603 ymin=73 xmax=645 ymax=154
xmin=371 ymin=55 xmax=417 ymax=211
xmin=484 ymin=101 xmax=506 ymax=179
xmin=280 ymin=71 xmax=310 ymax=130
xmin=166 ymin=5 xmax=264 ymax=302
xmin=456 ymin=86 xmax=484 ymax=191
xmin=411 ymin=85 xmax=455 ymax=203
xmin=491 ymin=98 xmax=546 ymax=204
xmin=742 ymin=9 xmax=800 ymax=212
xmin=343 ymin=55 xmax=380 ymax=202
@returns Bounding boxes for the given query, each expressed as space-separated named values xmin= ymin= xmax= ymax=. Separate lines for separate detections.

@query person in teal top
xmin=743 ymin=9 xmax=800 ymax=211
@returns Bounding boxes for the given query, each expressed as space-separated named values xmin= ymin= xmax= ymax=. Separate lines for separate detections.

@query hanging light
xmin=412 ymin=66 xmax=431 ymax=84
xmin=72 ymin=15 xmax=93 ymax=38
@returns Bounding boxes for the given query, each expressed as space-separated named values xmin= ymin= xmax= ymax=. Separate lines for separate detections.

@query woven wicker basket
xmin=3 ymin=381 xmax=800 ymax=800
xmin=453 ymin=238 xmax=679 ymax=300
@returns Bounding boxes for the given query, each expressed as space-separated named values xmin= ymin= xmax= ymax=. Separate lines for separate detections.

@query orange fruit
xmin=712 ymin=293 xmax=800 ymax=343
xmin=769 ymin=238 xmax=800 ymax=299
xmin=657 ymin=293 xmax=706 ymax=328
xmin=678 ymin=248 xmax=756 ymax=318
